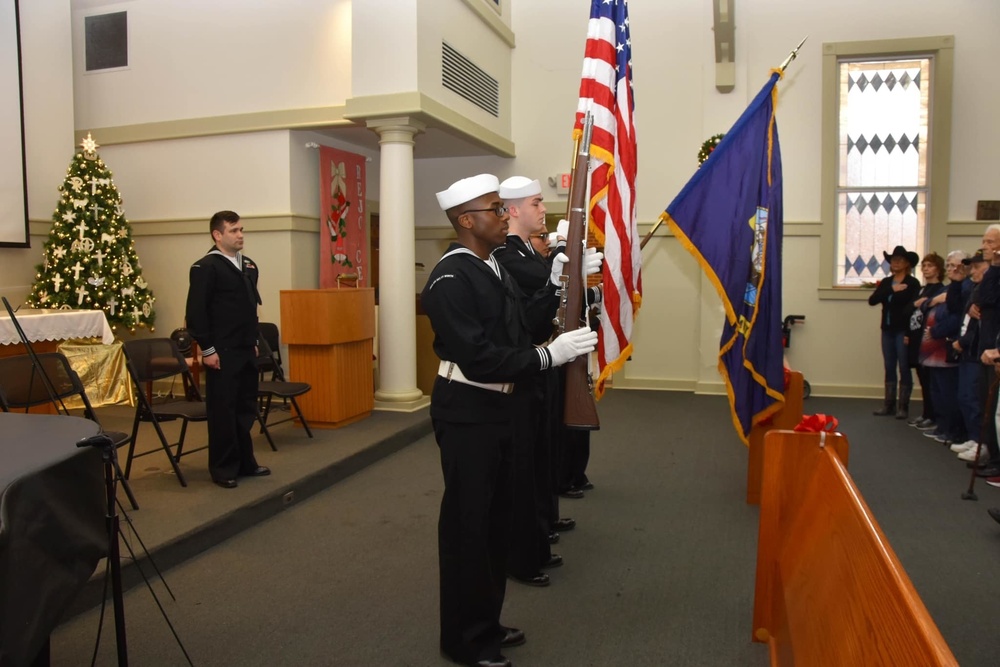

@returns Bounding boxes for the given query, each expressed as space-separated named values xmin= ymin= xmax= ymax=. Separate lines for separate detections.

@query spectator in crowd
xmin=971 ymin=225 xmax=1000 ymax=479
xmin=951 ymin=250 xmax=985 ymax=460
xmin=907 ymin=253 xmax=947 ymax=430
xmin=917 ymin=253 xmax=962 ymax=444
xmin=869 ymin=245 xmax=921 ymax=418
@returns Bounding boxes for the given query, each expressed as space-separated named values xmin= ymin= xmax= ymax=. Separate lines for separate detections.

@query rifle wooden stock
xmin=559 ymin=120 xmax=600 ymax=430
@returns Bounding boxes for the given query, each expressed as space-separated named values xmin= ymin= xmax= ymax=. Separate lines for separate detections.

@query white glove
xmin=584 ymin=247 xmax=603 ymax=276
xmin=547 ymin=327 xmax=598 ymax=367
xmin=549 ymin=252 xmax=569 ymax=287
xmin=556 ymin=218 xmax=570 ymax=239
xmin=549 ymin=248 xmax=604 ymax=287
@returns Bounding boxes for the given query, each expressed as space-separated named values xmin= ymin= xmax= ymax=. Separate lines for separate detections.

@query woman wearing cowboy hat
xmin=869 ymin=245 xmax=921 ymax=417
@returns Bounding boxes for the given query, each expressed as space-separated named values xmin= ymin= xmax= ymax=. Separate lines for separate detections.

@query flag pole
xmin=778 ymin=36 xmax=808 ymax=73
xmin=564 ymin=133 xmax=582 ymax=223
xmin=639 ymin=216 xmax=665 ymax=250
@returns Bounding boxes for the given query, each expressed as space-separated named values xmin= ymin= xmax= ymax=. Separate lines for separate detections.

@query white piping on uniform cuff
xmin=536 ymin=346 xmax=552 ymax=370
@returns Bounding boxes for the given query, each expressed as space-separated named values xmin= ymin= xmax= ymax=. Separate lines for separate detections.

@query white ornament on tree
xmin=68 ymin=177 xmax=84 ymax=193
xmin=88 ymin=176 xmax=110 ymax=195
xmin=71 ymin=261 xmax=84 ymax=280
xmin=101 ymin=233 xmax=115 ymax=245
xmin=71 ymin=198 xmax=88 ymax=210
xmin=61 ymin=210 xmax=77 ymax=224
xmin=107 ymin=296 xmax=118 ymax=315
xmin=52 ymin=274 xmax=63 ymax=292
xmin=121 ymin=261 xmax=133 ymax=277
xmin=74 ymin=219 xmax=89 ymax=239
xmin=75 ymin=284 xmax=88 ymax=306
xmin=80 ymin=237 xmax=94 ymax=252
xmin=87 ymin=276 xmax=105 ymax=287
xmin=94 ymin=248 xmax=106 ymax=266
xmin=52 ymin=246 xmax=66 ymax=259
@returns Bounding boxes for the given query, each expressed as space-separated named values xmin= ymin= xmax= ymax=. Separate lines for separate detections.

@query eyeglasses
xmin=530 ymin=233 xmax=551 ymax=240
xmin=460 ymin=205 xmax=508 ymax=218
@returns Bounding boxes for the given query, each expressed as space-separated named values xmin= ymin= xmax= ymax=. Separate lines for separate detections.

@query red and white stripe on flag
xmin=574 ymin=0 xmax=639 ymax=398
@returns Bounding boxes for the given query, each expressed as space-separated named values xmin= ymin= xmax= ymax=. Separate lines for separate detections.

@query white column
xmin=368 ymin=117 xmax=425 ymax=405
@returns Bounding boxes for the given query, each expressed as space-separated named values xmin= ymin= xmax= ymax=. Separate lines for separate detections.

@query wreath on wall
xmin=698 ymin=133 xmax=726 ymax=165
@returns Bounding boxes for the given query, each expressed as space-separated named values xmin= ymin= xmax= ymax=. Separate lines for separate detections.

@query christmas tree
xmin=25 ymin=134 xmax=156 ymax=333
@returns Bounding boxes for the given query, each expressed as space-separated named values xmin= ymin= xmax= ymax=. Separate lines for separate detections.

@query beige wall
xmin=71 ymin=0 xmax=352 ymax=128
xmin=416 ymin=0 xmax=512 ymax=140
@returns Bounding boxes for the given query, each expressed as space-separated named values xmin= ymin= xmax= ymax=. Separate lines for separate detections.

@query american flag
xmin=574 ymin=0 xmax=639 ymax=399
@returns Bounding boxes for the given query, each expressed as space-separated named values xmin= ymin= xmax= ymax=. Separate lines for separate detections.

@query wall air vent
xmin=85 ymin=11 xmax=128 ymax=71
xmin=442 ymin=42 xmax=499 ymax=118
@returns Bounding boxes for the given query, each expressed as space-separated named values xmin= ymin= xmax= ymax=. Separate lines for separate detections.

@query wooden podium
xmin=279 ymin=288 xmax=375 ymax=428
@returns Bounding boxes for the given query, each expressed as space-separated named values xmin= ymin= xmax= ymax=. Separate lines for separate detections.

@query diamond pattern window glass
xmin=836 ymin=58 xmax=931 ymax=286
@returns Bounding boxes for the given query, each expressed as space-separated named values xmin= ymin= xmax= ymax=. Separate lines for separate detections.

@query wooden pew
xmin=752 ymin=429 xmax=957 ymax=666
xmin=746 ymin=370 xmax=805 ymax=505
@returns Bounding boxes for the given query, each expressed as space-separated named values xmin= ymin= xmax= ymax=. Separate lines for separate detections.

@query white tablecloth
xmin=0 ymin=309 xmax=115 ymax=346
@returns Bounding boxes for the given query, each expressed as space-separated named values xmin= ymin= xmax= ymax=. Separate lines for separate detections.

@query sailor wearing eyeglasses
xmin=422 ymin=174 xmax=598 ymax=667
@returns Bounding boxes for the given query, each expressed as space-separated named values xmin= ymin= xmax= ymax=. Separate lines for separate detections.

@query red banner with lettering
xmin=319 ymin=147 xmax=368 ymax=287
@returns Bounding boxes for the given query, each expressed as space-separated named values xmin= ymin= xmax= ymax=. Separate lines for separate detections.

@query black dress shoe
xmin=548 ymin=531 xmax=560 ymax=545
xmin=474 ymin=657 xmax=510 ymax=667
xmin=579 ymin=481 xmax=594 ymax=491
xmin=212 ymin=478 xmax=238 ymax=489
xmin=541 ymin=554 xmax=563 ymax=570
xmin=559 ymin=487 xmax=584 ymax=499
xmin=508 ymin=572 xmax=550 ymax=587
xmin=553 ymin=518 xmax=576 ymax=532
xmin=243 ymin=466 xmax=271 ymax=477
xmin=976 ymin=466 xmax=1000 ymax=478
xmin=500 ymin=626 xmax=526 ymax=648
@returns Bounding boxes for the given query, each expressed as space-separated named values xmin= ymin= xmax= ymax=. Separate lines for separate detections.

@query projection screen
xmin=0 ymin=0 xmax=28 ymax=247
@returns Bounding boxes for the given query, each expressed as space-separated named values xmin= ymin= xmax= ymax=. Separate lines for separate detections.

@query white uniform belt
xmin=438 ymin=361 xmax=514 ymax=395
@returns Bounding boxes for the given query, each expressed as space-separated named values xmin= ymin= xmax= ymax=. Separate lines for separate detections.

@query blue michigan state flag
xmin=663 ymin=71 xmax=785 ymax=444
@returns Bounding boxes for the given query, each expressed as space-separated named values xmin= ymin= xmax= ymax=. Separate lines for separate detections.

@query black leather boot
xmin=873 ymin=382 xmax=896 ymax=416
xmin=896 ymin=384 xmax=912 ymax=419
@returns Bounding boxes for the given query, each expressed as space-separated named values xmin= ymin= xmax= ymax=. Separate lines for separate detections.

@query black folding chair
xmin=122 ymin=338 xmax=208 ymax=488
xmin=255 ymin=336 xmax=313 ymax=449
xmin=257 ymin=322 xmax=282 ymax=382
xmin=0 ymin=352 xmax=140 ymax=509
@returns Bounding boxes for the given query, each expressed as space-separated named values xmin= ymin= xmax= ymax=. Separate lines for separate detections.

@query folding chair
xmin=257 ymin=322 xmax=282 ymax=381
xmin=255 ymin=336 xmax=313 ymax=449
xmin=122 ymin=338 xmax=208 ymax=488
xmin=0 ymin=352 xmax=140 ymax=509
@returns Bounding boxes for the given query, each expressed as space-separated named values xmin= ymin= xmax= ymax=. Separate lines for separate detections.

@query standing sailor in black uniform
xmin=185 ymin=210 xmax=270 ymax=489
xmin=494 ymin=176 xmax=579 ymax=583
xmin=422 ymin=174 xmax=598 ymax=667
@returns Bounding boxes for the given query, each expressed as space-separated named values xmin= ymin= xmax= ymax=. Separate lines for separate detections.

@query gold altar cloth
xmin=57 ymin=338 xmax=134 ymax=409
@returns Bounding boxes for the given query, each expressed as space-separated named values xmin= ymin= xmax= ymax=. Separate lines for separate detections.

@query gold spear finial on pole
xmin=779 ymin=36 xmax=808 ymax=73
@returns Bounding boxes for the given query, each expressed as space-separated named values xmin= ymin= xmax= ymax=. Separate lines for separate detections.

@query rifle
xmin=555 ymin=114 xmax=600 ymax=430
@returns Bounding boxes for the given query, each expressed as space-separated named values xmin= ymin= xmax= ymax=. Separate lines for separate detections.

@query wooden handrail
xmin=752 ymin=430 xmax=957 ymax=665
